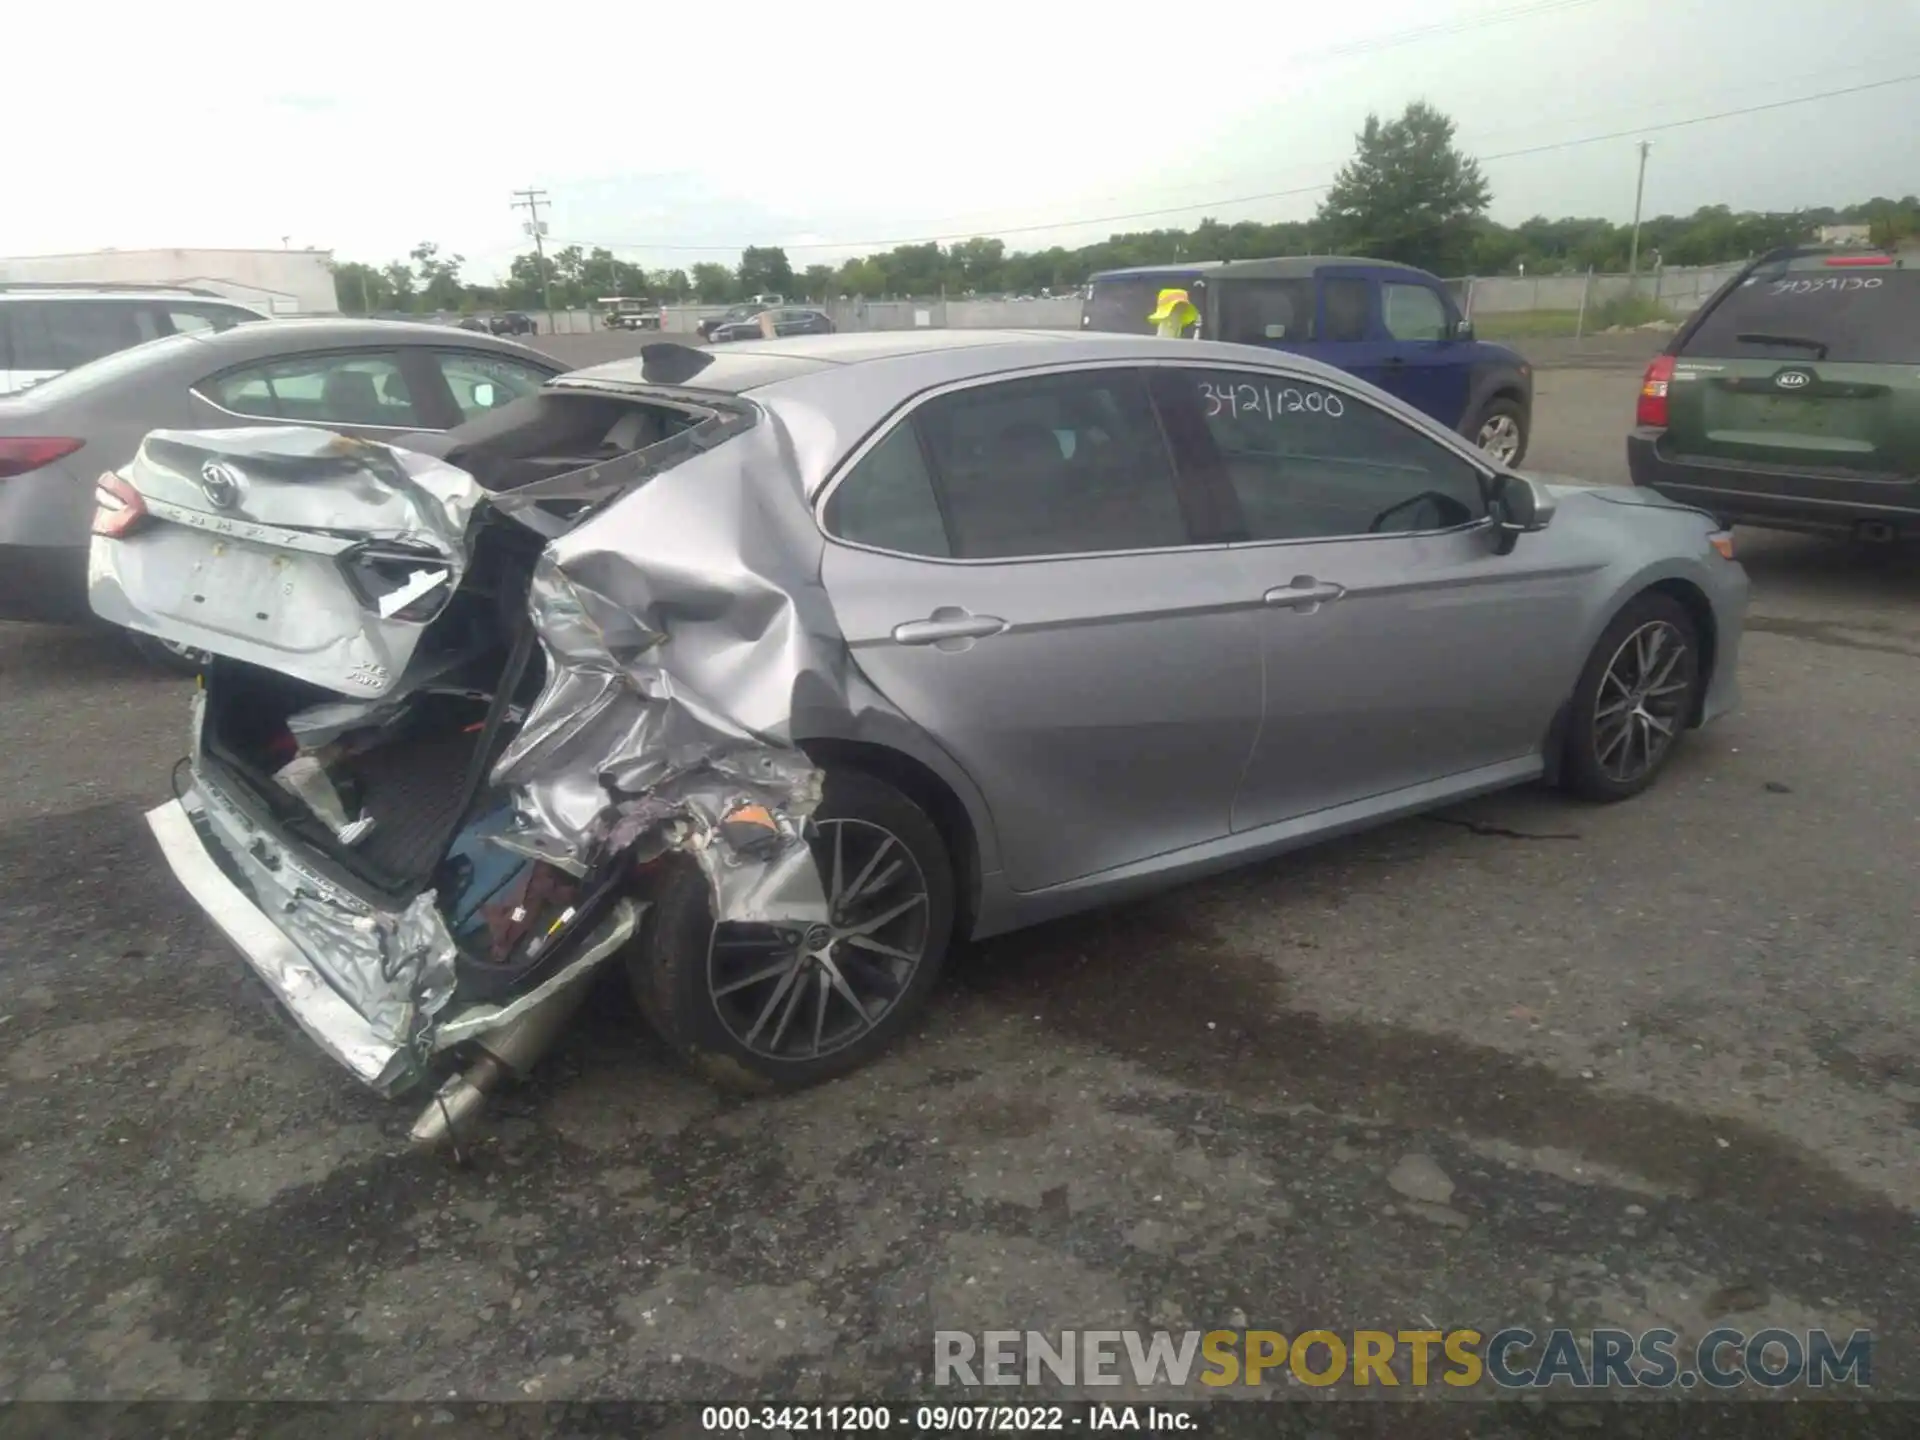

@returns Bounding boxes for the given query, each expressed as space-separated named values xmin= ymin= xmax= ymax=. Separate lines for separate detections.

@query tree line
xmin=330 ymin=102 xmax=1920 ymax=314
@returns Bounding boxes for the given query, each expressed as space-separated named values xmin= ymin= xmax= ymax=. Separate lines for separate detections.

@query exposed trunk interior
xmin=193 ymin=386 xmax=725 ymax=1001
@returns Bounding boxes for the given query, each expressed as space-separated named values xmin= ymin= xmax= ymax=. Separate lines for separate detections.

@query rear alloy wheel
xmin=1473 ymin=398 xmax=1529 ymax=468
xmin=1560 ymin=592 xmax=1702 ymax=802
xmin=626 ymin=769 xmax=955 ymax=1093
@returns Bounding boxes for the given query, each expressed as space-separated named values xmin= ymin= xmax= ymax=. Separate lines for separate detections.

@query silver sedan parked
xmin=0 ymin=318 xmax=562 ymax=660
xmin=95 ymin=331 xmax=1747 ymax=1143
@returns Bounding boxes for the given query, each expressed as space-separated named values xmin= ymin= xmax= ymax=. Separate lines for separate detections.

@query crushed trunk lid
xmin=88 ymin=427 xmax=484 ymax=699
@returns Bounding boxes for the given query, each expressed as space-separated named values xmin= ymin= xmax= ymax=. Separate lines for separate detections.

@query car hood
xmin=1519 ymin=471 xmax=1719 ymax=523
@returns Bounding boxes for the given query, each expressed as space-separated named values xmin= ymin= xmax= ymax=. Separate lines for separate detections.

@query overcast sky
xmin=9 ymin=0 xmax=1917 ymax=281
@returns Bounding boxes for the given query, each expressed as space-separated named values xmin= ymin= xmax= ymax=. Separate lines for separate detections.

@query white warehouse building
xmin=0 ymin=247 xmax=339 ymax=315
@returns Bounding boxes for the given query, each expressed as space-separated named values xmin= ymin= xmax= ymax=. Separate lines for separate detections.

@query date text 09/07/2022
xmin=700 ymin=1405 xmax=1190 ymax=1432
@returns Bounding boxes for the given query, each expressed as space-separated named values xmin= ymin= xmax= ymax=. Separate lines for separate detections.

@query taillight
xmin=91 ymin=472 xmax=152 ymax=539
xmin=1823 ymin=253 xmax=1894 ymax=267
xmin=0 ymin=436 xmax=85 ymax=479
xmin=1636 ymin=355 xmax=1675 ymax=428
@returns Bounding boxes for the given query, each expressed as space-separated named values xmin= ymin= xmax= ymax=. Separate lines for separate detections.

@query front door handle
xmin=892 ymin=607 xmax=1009 ymax=648
xmin=1263 ymin=577 xmax=1346 ymax=612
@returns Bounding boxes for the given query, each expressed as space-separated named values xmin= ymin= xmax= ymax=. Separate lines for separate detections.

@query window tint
xmin=1216 ymin=279 xmax=1316 ymax=345
xmin=1681 ymin=266 xmax=1920 ymax=365
xmin=914 ymin=369 xmax=1189 ymax=558
xmin=1381 ymin=282 xmax=1449 ymax=342
xmin=435 ymin=350 xmax=551 ymax=420
xmin=1182 ymin=368 xmax=1487 ymax=539
xmin=164 ymin=304 xmax=255 ymax=335
xmin=824 ymin=424 xmax=951 ymax=557
xmin=1321 ymin=279 xmax=1373 ymax=342
xmin=203 ymin=351 xmax=421 ymax=427
xmin=1084 ymin=275 xmax=1200 ymax=336
xmin=2 ymin=299 xmax=160 ymax=371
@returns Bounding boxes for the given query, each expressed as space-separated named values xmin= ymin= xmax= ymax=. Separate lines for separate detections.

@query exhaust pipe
xmin=409 ymin=899 xmax=640 ymax=1151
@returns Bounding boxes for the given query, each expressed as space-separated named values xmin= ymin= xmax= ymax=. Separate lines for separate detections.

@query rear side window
xmin=204 ymin=351 xmax=421 ymax=427
xmin=1216 ymin=279 xmax=1316 ymax=344
xmin=1084 ymin=275 xmax=1198 ymax=336
xmin=3 ymin=300 xmax=160 ymax=371
xmin=164 ymin=303 xmax=256 ymax=335
xmin=914 ymin=369 xmax=1190 ymax=559
xmin=824 ymin=424 xmax=951 ymax=557
xmin=1683 ymin=266 xmax=1920 ymax=364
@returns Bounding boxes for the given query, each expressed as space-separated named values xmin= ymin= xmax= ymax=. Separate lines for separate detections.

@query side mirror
xmin=1492 ymin=474 xmax=1555 ymax=554
xmin=1452 ymin=318 xmax=1476 ymax=341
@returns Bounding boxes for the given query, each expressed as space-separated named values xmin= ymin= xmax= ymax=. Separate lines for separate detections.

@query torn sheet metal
xmin=157 ymin=764 xmax=459 ymax=1096
xmin=89 ymin=426 xmax=483 ymax=700
xmin=491 ymin=421 xmax=834 ymax=925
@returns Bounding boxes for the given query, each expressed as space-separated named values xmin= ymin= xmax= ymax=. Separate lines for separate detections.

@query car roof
xmin=560 ymin=330 xmax=1096 ymax=394
xmin=0 ymin=287 xmax=259 ymax=305
xmin=1089 ymin=262 xmax=1225 ymax=280
xmin=1089 ymin=255 xmax=1442 ymax=283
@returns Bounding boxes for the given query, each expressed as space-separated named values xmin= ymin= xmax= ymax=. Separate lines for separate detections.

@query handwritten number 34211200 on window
xmin=1198 ymin=379 xmax=1346 ymax=421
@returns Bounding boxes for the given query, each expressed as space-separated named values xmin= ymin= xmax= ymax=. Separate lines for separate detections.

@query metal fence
xmin=519 ymin=263 xmax=1750 ymax=344
xmin=1447 ymin=263 xmax=1747 ymax=341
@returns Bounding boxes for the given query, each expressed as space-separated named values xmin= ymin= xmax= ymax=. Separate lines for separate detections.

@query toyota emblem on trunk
xmin=1774 ymin=370 xmax=1812 ymax=390
xmin=198 ymin=461 xmax=240 ymax=509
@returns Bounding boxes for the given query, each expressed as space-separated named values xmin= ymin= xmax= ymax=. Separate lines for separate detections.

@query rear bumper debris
xmin=147 ymin=792 xmax=433 ymax=1095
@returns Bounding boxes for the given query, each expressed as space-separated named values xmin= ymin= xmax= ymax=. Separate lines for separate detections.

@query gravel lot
xmin=2 ymin=357 xmax=1916 ymax=1407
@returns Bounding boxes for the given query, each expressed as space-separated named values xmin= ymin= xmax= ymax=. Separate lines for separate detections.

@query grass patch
xmin=1586 ymin=294 xmax=1673 ymax=330
xmin=1470 ymin=293 xmax=1676 ymax=341
xmin=1470 ymin=309 xmax=1585 ymax=339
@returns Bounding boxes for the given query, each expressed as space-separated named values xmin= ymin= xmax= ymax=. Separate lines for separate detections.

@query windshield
xmin=1083 ymin=273 xmax=1202 ymax=335
xmin=1683 ymin=261 xmax=1920 ymax=365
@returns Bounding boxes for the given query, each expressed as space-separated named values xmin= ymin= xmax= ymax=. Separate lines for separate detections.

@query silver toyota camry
xmin=89 ymin=330 xmax=1748 ymax=1145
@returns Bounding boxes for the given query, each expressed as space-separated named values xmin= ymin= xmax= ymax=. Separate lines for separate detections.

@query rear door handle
xmin=1263 ymin=577 xmax=1346 ymax=612
xmin=892 ymin=607 xmax=1009 ymax=647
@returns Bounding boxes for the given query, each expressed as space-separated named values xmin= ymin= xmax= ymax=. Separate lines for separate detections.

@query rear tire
xmin=1559 ymin=592 xmax=1702 ymax=803
xmin=625 ymin=769 xmax=955 ymax=1094
xmin=1471 ymin=397 xmax=1529 ymax=468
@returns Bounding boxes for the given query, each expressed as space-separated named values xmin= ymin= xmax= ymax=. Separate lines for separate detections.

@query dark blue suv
xmin=1083 ymin=256 xmax=1534 ymax=466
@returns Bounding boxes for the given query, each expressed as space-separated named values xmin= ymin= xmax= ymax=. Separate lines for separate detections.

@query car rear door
xmin=817 ymin=364 xmax=1263 ymax=893
xmin=1156 ymin=360 xmax=1589 ymax=829
xmin=1310 ymin=269 xmax=1398 ymax=394
xmin=1375 ymin=277 xmax=1473 ymax=427
xmin=1660 ymin=259 xmax=1920 ymax=502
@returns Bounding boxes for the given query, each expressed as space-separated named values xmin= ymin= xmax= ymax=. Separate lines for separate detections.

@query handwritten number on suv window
xmin=1198 ymin=379 xmax=1345 ymax=420
xmin=1766 ymin=277 xmax=1883 ymax=296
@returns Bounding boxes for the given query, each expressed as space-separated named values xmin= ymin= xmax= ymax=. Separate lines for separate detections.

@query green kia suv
xmin=1628 ymin=245 xmax=1917 ymax=540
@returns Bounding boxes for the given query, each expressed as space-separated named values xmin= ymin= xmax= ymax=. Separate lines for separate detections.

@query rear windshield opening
xmin=1084 ymin=275 xmax=1200 ymax=336
xmin=1683 ymin=262 xmax=1920 ymax=365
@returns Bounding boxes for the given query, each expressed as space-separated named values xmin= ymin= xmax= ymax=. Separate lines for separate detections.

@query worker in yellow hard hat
xmin=1148 ymin=287 xmax=1200 ymax=339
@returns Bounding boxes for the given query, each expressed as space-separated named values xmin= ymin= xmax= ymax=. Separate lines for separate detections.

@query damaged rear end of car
xmin=91 ymin=357 xmax=839 ymax=1145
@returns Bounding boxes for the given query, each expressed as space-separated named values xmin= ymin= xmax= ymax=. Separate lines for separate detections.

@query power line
xmin=551 ymin=70 xmax=1920 ymax=257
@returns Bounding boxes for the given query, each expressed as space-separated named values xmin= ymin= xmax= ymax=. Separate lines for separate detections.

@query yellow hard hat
xmin=1148 ymin=288 xmax=1193 ymax=323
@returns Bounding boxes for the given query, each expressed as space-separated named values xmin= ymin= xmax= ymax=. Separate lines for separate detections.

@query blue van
xmin=1082 ymin=256 xmax=1534 ymax=466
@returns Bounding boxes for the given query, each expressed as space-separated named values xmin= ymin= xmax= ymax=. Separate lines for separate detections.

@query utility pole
xmin=1626 ymin=141 xmax=1652 ymax=288
xmin=511 ymin=187 xmax=555 ymax=332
